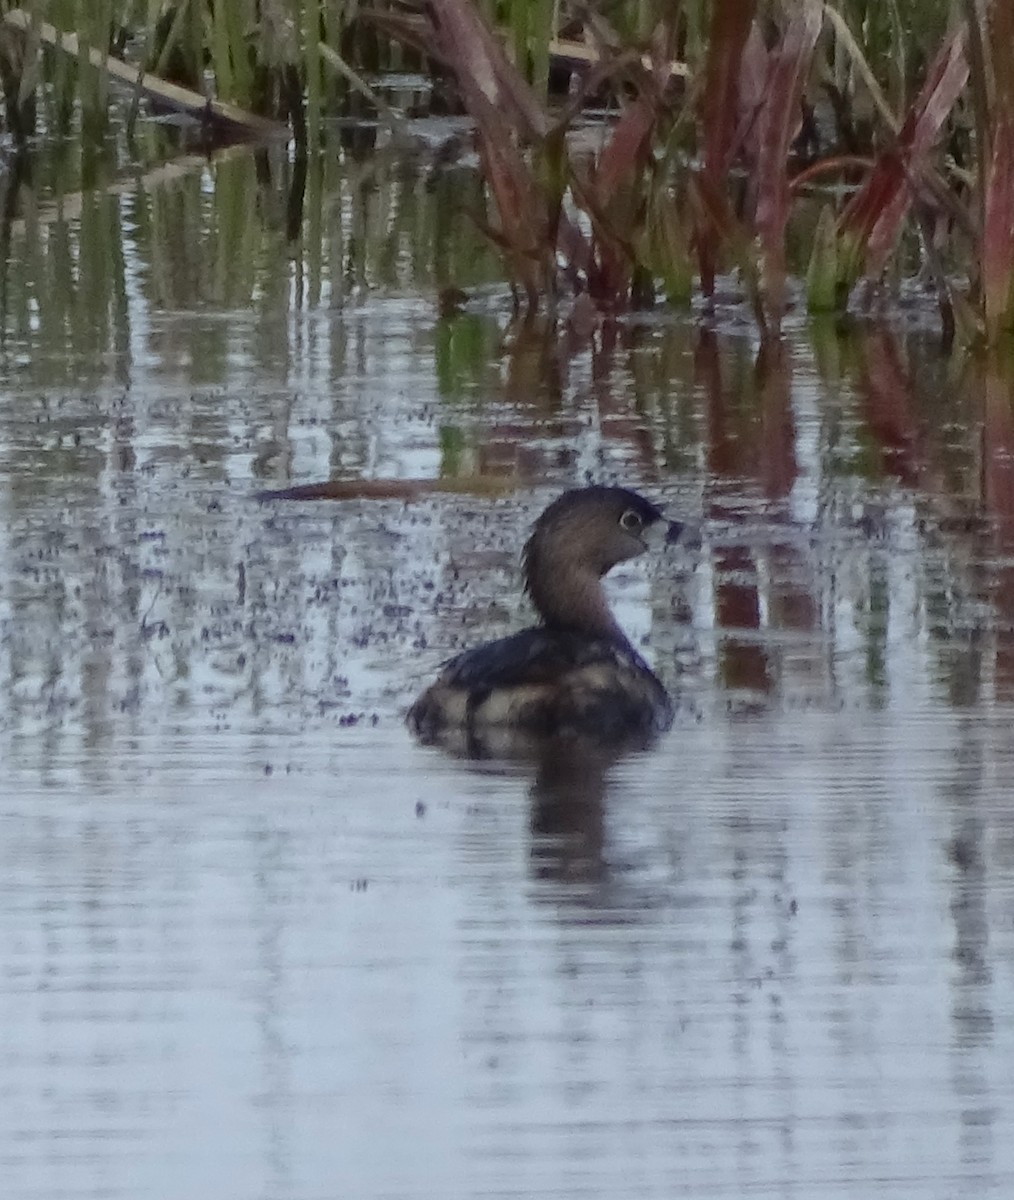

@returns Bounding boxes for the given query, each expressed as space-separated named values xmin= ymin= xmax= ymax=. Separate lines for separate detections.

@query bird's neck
xmin=529 ymin=564 xmax=628 ymax=645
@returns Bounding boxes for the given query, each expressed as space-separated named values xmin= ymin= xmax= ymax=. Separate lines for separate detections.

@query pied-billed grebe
xmin=408 ymin=486 xmax=694 ymax=743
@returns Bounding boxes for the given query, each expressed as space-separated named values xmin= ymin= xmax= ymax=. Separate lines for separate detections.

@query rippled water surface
xmin=2 ymin=141 xmax=1014 ymax=1200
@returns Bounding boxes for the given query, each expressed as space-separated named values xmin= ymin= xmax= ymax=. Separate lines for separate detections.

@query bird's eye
xmin=619 ymin=509 xmax=643 ymax=531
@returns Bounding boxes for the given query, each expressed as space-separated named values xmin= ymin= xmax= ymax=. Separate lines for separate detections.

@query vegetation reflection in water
xmin=0 ymin=135 xmax=501 ymax=374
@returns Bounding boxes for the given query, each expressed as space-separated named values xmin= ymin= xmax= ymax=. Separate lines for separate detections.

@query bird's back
xmin=408 ymin=625 xmax=672 ymax=743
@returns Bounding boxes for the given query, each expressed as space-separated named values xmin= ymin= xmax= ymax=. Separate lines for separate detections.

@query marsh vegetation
xmin=0 ymin=1 xmax=1011 ymax=339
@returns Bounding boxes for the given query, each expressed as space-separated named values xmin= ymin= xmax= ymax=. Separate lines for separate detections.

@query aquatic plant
xmin=3 ymin=0 xmax=1014 ymax=341
xmin=695 ymin=0 xmax=823 ymax=331
xmin=968 ymin=0 xmax=1014 ymax=343
xmin=386 ymin=0 xmax=1014 ymax=343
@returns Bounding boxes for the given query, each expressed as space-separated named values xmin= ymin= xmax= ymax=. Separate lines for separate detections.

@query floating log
xmin=256 ymin=477 xmax=522 ymax=503
xmin=3 ymin=8 xmax=286 ymax=138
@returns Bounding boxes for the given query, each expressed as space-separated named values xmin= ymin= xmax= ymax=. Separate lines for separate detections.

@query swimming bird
xmin=408 ymin=485 xmax=694 ymax=746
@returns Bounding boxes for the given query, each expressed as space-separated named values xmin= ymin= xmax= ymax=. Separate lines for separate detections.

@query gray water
xmin=1 ymin=142 xmax=1013 ymax=1199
